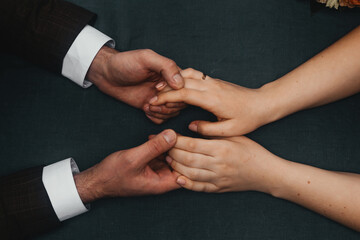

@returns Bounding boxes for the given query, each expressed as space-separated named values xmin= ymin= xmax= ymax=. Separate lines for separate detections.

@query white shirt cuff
xmin=42 ymin=158 xmax=88 ymax=221
xmin=62 ymin=25 xmax=115 ymax=88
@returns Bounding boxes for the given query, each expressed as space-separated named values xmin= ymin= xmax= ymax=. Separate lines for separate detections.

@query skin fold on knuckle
xmin=183 ymin=155 xmax=194 ymax=166
xmin=185 ymin=139 xmax=197 ymax=151
xmin=187 ymin=169 xmax=200 ymax=180
xmin=165 ymin=59 xmax=177 ymax=70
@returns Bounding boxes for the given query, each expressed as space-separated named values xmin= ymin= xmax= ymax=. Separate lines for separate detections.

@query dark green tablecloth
xmin=0 ymin=0 xmax=359 ymax=239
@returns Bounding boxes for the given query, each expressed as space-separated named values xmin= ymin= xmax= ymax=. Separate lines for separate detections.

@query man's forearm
xmin=265 ymin=156 xmax=360 ymax=231
xmin=73 ymin=165 xmax=103 ymax=204
xmin=260 ymin=26 xmax=360 ymax=124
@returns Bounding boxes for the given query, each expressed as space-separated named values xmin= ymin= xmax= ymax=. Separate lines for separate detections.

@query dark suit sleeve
xmin=0 ymin=0 xmax=96 ymax=73
xmin=0 ymin=166 xmax=60 ymax=239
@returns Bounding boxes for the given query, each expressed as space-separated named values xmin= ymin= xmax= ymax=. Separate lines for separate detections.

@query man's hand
xmin=86 ymin=47 xmax=186 ymax=124
xmin=73 ymin=129 xmax=180 ymax=203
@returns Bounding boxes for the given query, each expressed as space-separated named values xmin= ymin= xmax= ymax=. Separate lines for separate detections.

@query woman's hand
xmin=149 ymin=68 xmax=274 ymax=136
xmin=168 ymin=134 xmax=360 ymax=231
xmin=166 ymin=135 xmax=281 ymax=193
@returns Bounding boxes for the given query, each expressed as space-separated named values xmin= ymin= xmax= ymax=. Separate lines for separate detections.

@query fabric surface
xmin=0 ymin=0 xmax=359 ymax=239
xmin=0 ymin=166 xmax=60 ymax=239
xmin=0 ymin=0 xmax=96 ymax=73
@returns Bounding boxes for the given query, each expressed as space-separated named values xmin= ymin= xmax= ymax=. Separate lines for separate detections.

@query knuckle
xmin=200 ymin=184 xmax=207 ymax=192
xmin=166 ymin=59 xmax=177 ymax=68
xmin=188 ymin=68 xmax=195 ymax=73
xmin=179 ymin=89 xmax=188 ymax=99
xmin=183 ymin=155 xmax=194 ymax=165
xmin=143 ymin=49 xmax=154 ymax=55
xmin=188 ymin=181 xmax=195 ymax=190
xmin=164 ymin=107 xmax=176 ymax=114
xmin=141 ymin=49 xmax=155 ymax=58
xmin=188 ymin=169 xmax=199 ymax=179
xmin=186 ymin=140 xmax=196 ymax=150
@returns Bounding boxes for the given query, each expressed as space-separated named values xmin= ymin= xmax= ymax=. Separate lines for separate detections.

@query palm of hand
xmin=96 ymin=145 xmax=179 ymax=197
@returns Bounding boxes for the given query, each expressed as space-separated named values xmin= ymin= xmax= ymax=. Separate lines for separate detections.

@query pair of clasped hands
xmin=76 ymin=46 xmax=272 ymax=203
xmin=76 ymin=26 xmax=360 ymax=231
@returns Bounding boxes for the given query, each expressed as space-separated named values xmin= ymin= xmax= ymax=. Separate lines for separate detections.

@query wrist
xmin=250 ymin=153 xmax=291 ymax=196
xmin=257 ymin=81 xmax=288 ymax=125
xmin=74 ymin=165 xmax=104 ymax=204
xmin=86 ymin=45 xmax=117 ymax=87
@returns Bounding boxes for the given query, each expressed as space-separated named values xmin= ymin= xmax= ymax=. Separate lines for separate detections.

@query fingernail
xmin=144 ymin=104 xmax=150 ymax=112
xmin=163 ymin=130 xmax=175 ymax=144
xmin=156 ymin=81 xmax=166 ymax=89
xmin=188 ymin=122 xmax=198 ymax=132
xmin=150 ymin=106 xmax=162 ymax=112
xmin=149 ymin=96 xmax=158 ymax=104
xmin=166 ymin=156 xmax=172 ymax=164
xmin=173 ymin=74 xmax=183 ymax=87
xmin=177 ymin=177 xmax=186 ymax=185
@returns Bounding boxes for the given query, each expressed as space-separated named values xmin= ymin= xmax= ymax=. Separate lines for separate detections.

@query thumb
xmin=188 ymin=120 xmax=235 ymax=137
xmin=142 ymin=50 xmax=184 ymax=89
xmin=134 ymin=129 xmax=177 ymax=165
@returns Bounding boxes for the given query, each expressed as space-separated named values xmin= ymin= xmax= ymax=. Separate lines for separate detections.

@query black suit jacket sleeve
xmin=0 ymin=166 xmax=60 ymax=239
xmin=0 ymin=0 xmax=96 ymax=73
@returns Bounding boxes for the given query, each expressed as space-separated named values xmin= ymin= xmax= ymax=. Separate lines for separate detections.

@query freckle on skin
xmin=297 ymin=193 xmax=300 ymax=196
xmin=307 ymin=181 xmax=311 ymax=184
xmin=329 ymin=204 xmax=332 ymax=207
xmin=344 ymin=206 xmax=346 ymax=209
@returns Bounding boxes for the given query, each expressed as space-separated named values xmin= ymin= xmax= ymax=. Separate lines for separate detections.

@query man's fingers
xmin=134 ymin=129 xmax=177 ymax=165
xmin=149 ymin=105 xmax=183 ymax=115
xmin=146 ymin=110 xmax=179 ymax=120
xmin=146 ymin=166 xmax=181 ymax=194
xmin=165 ymin=102 xmax=187 ymax=108
xmin=145 ymin=114 xmax=164 ymax=124
xmin=176 ymin=176 xmax=218 ymax=192
xmin=142 ymin=49 xmax=184 ymax=89
xmin=188 ymin=120 xmax=235 ymax=137
xmin=155 ymin=171 xmax=182 ymax=193
xmin=150 ymin=89 xmax=209 ymax=109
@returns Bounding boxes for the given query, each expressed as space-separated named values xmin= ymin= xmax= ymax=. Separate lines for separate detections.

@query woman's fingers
xmin=176 ymin=175 xmax=218 ymax=192
xmin=168 ymin=148 xmax=215 ymax=169
xmin=180 ymin=68 xmax=206 ymax=79
xmin=188 ymin=119 xmax=236 ymax=137
xmin=151 ymin=88 xmax=212 ymax=110
xmin=166 ymin=156 xmax=215 ymax=182
xmin=175 ymin=136 xmax=217 ymax=156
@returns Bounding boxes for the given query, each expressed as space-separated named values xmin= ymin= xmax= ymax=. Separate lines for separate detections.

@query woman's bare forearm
xmin=261 ymin=26 xmax=360 ymax=123
xmin=268 ymin=157 xmax=360 ymax=231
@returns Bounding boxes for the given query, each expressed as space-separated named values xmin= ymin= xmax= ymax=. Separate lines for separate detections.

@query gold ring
xmin=202 ymin=73 xmax=207 ymax=80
